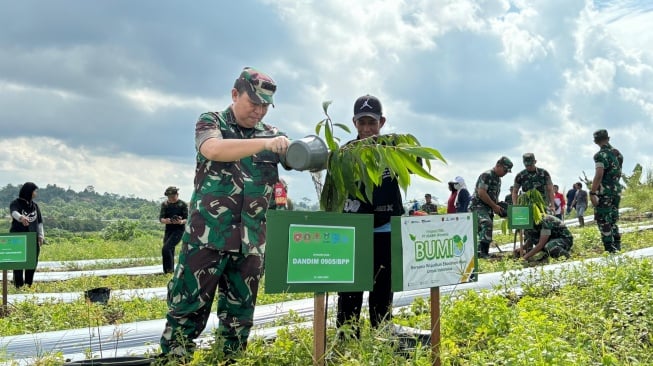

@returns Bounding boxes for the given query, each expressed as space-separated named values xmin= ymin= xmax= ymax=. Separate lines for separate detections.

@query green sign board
xmin=508 ymin=205 xmax=534 ymax=229
xmin=287 ymin=225 xmax=355 ymax=283
xmin=0 ymin=232 xmax=37 ymax=270
xmin=391 ymin=213 xmax=478 ymax=292
xmin=265 ymin=211 xmax=374 ymax=293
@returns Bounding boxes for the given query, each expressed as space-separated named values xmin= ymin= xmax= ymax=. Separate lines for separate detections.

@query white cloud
xmin=0 ymin=137 xmax=194 ymax=201
xmin=1 ymin=0 xmax=653 ymax=206
xmin=121 ymin=88 xmax=214 ymax=114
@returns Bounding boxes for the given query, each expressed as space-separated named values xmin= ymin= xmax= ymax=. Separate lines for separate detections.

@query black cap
xmin=164 ymin=186 xmax=179 ymax=196
xmin=353 ymin=94 xmax=382 ymax=121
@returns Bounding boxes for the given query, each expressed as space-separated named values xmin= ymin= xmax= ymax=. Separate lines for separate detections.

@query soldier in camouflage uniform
xmin=511 ymin=153 xmax=556 ymax=213
xmin=470 ymin=156 xmax=513 ymax=258
xmin=516 ymin=214 xmax=573 ymax=262
xmin=590 ymin=129 xmax=623 ymax=252
xmin=159 ymin=67 xmax=290 ymax=360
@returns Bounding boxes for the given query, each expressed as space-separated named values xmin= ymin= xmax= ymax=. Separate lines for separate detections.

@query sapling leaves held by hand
xmin=315 ymin=101 xmax=446 ymax=211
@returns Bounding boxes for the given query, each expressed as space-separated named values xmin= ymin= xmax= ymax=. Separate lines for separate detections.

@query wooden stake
xmin=2 ymin=270 xmax=7 ymax=317
xmin=313 ymin=292 xmax=326 ymax=366
xmin=430 ymin=287 xmax=441 ymax=366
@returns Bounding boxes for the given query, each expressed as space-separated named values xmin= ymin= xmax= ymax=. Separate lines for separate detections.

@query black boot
xmin=578 ymin=216 xmax=584 ymax=227
xmin=614 ymin=233 xmax=621 ymax=251
xmin=478 ymin=241 xmax=491 ymax=259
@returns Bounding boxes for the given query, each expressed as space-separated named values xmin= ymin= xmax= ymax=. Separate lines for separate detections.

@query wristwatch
xmin=589 ymin=191 xmax=597 ymax=196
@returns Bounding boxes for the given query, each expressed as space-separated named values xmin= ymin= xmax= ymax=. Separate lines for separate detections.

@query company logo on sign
xmin=292 ymin=231 xmax=347 ymax=244
xmin=410 ymin=233 xmax=468 ymax=261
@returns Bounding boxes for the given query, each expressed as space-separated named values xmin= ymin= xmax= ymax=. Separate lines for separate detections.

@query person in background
xmin=511 ymin=153 xmax=555 ymax=213
xmin=565 ymin=185 xmax=577 ymax=215
xmin=515 ymin=214 xmax=573 ymax=263
xmin=446 ymin=181 xmax=458 ymax=214
xmin=470 ymin=157 xmax=513 ymax=258
xmin=9 ymin=182 xmax=44 ymax=289
xmin=159 ymin=186 xmax=188 ymax=274
xmin=421 ymin=193 xmax=438 ymax=214
xmin=453 ymin=176 xmax=471 ymax=213
xmin=553 ymin=185 xmax=566 ymax=220
xmin=336 ymin=94 xmax=404 ymax=339
xmin=504 ymin=186 xmax=514 ymax=206
xmin=590 ymin=129 xmax=623 ymax=252
xmin=571 ymin=182 xmax=588 ymax=227
xmin=268 ymin=179 xmax=294 ymax=210
xmin=160 ymin=67 xmax=290 ymax=362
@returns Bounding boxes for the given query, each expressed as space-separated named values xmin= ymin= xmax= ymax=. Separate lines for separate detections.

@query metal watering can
xmin=283 ymin=135 xmax=328 ymax=172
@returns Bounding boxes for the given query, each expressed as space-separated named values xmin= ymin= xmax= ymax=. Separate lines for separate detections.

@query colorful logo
xmin=410 ymin=233 xmax=467 ymax=261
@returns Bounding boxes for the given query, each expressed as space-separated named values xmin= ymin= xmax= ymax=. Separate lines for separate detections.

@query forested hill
xmin=1 ymin=183 xmax=160 ymax=232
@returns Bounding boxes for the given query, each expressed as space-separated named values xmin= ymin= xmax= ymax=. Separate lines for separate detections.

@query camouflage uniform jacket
xmin=513 ymin=167 xmax=552 ymax=201
xmin=420 ymin=202 xmax=437 ymax=214
xmin=183 ymin=107 xmax=285 ymax=256
xmin=593 ymin=143 xmax=623 ymax=195
xmin=470 ymin=169 xmax=502 ymax=211
xmin=524 ymin=215 xmax=573 ymax=244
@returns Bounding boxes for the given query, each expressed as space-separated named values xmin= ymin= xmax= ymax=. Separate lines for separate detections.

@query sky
xmin=1 ymin=0 xmax=652 ymax=207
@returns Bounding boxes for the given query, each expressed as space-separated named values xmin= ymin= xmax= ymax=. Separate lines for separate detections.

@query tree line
xmin=0 ymin=183 xmax=160 ymax=232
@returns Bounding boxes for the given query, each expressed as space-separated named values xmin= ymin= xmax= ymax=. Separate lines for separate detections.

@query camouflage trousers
xmin=474 ymin=208 xmax=494 ymax=247
xmin=160 ymin=243 xmax=263 ymax=357
xmin=544 ymin=238 xmax=572 ymax=258
xmin=594 ymin=194 xmax=621 ymax=252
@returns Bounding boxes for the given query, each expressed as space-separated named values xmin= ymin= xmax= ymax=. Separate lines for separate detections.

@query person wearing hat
xmin=515 ymin=214 xmax=573 ymax=263
xmin=9 ymin=182 xmax=44 ymax=288
xmin=470 ymin=157 xmax=513 ymax=258
xmin=421 ymin=193 xmax=438 ymax=214
xmin=590 ymin=129 xmax=624 ymax=252
xmin=158 ymin=186 xmax=188 ymax=274
xmin=336 ymin=94 xmax=405 ymax=339
xmin=160 ymin=67 xmax=291 ymax=361
xmin=511 ymin=153 xmax=555 ymax=213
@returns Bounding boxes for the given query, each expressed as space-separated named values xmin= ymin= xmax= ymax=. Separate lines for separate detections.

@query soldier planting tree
xmin=470 ymin=157 xmax=513 ymax=258
xmin=511 ymin=153 xmax=556 ymax=214
xmin=159 ymin=67 xmax=290 ymax=363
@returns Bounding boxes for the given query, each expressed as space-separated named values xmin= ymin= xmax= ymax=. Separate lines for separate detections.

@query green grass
xmin=3 ymin=186 xmax=653 ymax=365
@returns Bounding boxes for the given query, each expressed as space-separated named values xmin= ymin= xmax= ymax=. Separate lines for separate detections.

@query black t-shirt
xmin=342 ymin=168 xmax=405 ymax=228
xmin=159 ymin=200 xmax=188 ymax=232
xmin=9 ymin=198 xmax=42 ymax=233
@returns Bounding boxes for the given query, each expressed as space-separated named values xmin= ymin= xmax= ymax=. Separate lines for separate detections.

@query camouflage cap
xmin=497 ymin=156 xmax=513 ymax=172
xmin=234 ymin=67 xmax=276 ymax=106
xmin=522 ymin=153 xmax=536 ymax=166
xmin=164 ymin=186 xmax=178 ymax=196
xmin=593 ymin=129 xmax=609 ymax=142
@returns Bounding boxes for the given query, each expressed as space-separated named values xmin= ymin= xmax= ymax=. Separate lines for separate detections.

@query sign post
xmin=265 ymin=211 xmax=374 ymax=366
xmin=391 ymin=213 xmax=477 ymax=366
xmin=0 ymin=232 xmax=37 ymax=315
xmin=508 ymin=205 xmax=533 ymax=252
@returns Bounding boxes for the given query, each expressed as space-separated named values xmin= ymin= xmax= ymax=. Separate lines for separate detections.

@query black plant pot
xmin=84 ymin=287 xmax=111 ymax=305
xmin=64 ymin=356 xmax=153 ymax=365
